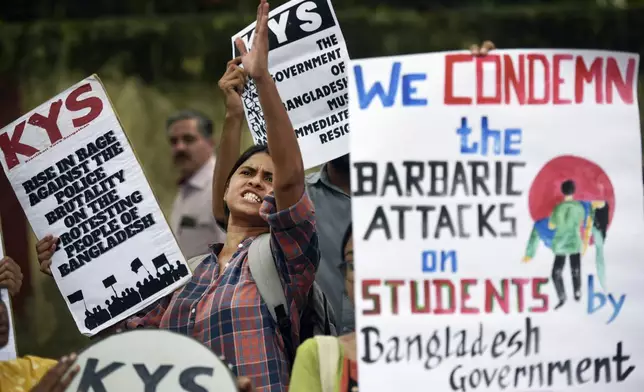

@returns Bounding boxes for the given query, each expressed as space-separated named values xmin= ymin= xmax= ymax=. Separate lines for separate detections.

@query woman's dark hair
xmin=339 ymin=223 xmax=353 ymax=278
xmin=220 ymin=144 xmax=270 ymax=224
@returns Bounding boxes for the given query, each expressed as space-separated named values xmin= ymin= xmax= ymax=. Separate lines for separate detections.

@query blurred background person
xmin=166 ymin=110 xmax=226 ymax=258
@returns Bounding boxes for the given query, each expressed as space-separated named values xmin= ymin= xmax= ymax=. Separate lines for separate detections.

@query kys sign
xmin=64 ymin=330 xmax=238 ymax=392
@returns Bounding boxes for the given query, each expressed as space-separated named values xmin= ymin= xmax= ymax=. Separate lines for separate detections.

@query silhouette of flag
xmin=152 ymin=254 xmax=169 ymax=269
xmin=131 ymin=258 xmax=143 ymax=273
xmin=102 ymin=275 xmax=117 ymax=288
xmin=67 ymin=290 xmax=84 ymax=304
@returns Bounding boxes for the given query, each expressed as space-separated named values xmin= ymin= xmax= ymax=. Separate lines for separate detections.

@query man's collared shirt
xmin=128 ymin=192 xmax=319 ymax=392
xmin=305 ymin=165 xmax=354 ymax=333
xmin=170 ymin=156 xmax=226 ymax=259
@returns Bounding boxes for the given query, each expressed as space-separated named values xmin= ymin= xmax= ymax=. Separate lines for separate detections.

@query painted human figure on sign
xmin=523 ymin=156 xmax=613 ymax=310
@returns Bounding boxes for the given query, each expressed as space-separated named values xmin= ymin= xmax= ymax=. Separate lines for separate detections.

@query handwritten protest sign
xmin=348 ymin=50 xmax=643 ymax=391
xmin=0 ymin=75 xmax=191 ymax=336
xmin=64 ymin=329 xmax=238 ymax=392
xmin=0 ymin=233 xmax=17 ymax=361
xmin=232 ymin=0 xmax=350 ymax=169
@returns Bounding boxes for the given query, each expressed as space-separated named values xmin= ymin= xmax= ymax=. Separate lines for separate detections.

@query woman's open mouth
xmin=242 ymin=192 xmax=262 ymax=203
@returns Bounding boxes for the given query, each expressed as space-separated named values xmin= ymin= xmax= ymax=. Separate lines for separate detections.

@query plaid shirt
xmin=126 ymin=191 xmax=318 ymax=392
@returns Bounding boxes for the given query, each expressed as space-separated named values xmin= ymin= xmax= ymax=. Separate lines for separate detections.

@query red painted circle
xmin=528 ymin=155 xmax=615 ymax=232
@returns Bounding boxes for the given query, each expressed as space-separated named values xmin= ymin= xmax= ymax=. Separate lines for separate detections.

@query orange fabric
xmin=339 ymin=357 xmax=358 ymax=392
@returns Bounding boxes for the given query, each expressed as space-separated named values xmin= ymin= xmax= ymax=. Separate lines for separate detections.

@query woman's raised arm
xmin=234 ymin=0 xmax=305 ymax=211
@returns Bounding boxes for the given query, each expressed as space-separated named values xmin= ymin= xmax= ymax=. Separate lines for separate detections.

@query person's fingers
xmin=37 ymin=242 xmax=57 ymax=263
xmin=237 ymin=376 xmax=253 ymax=392
xmin=55 ymin=364 xmax=80 ymax=392
xmin=6 ymin=277 xmax=18 ymax=296
xmin=480 ymin=40 xmax=496 ymax=55
xmin=234 ymin=80 xmax=246 ymax=95
xmin=221 ymin=65 xmax=245 ymax=85
xmin=221 ymin=80 xmax=239 ymax=91
xmin=40 ymin=259 xmax=53 ymax=275
xmin=234 ymin=38 xmax=248 ymax=56
xmin=38 ymin=252 xmax=52 ymax=264
xmin=227 ymin=57 xmax=243 ymax=68
xmin=222 ymin=81 xmax=246 ymax=97
xmin=38 ymin=355 xmax=71 ymax=389
xmin=5 ymin=258 xmax=20 ymax=275
xmin=260 ymin=1 xmax=270 ymax=33
xmin=219 ymin=73 xmax=236 ymax=88
xmin=36 ymin=249 xmax=51 ymax=261
xmin=53 ymin=353 xmax=80 ymax=392
xmin=233 ymin=79 xmax=246 ymax=93
xmin=232 ymin=66 xmax=246 ymax=78
xmin=255 ymin=0 xmax=269 ymax=41
xmin=36 ymin=235 xmax=55 ymax=252
xmin=0 ymin=269 xmax=13 ymax=285
xmin=469 ymin=44 xmax=480 ymax=56
xmin=256 ymin=0 xmax=264 ymax=28
xmin=232 ymin=72 xmax=247 ymax=86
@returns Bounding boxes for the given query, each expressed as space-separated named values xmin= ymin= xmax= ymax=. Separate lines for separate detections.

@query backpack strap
xmin=248 ymin=233 xmax=288 ymax=320
xmin=248 ymin=233 xmax=296 ymax=367
xmin=315 ymin=335 xmax=340 ymax=392
xmin=187 ymin=254 xmax=209 ymax=272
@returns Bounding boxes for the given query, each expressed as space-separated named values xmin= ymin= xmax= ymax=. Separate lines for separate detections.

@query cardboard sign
xmin=349 ymin=50 xmax=643 ymax=391
xmin=232 ymin=0 xmax=351 ymax=169
xmin=0 ymin=233 xmax=17 ymax=361
xmin=0 ymin=75 xmax=192 ymax=336
xmin=64 ymin=329 xmax=238 ymax=392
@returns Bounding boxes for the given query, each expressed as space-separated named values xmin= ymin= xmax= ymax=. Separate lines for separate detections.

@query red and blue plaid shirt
xmin=126 ymin=191 xmax=318 ymax=392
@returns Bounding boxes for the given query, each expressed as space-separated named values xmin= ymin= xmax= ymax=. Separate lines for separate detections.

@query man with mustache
xmin=167 ymin=110 xmax=226 ymax=259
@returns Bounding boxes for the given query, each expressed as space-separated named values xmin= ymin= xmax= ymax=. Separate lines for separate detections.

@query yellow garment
xmin=0 ymin=356 xmax=57 ymax=392
xmin=290 ymin=338 xmax=345 ymax=392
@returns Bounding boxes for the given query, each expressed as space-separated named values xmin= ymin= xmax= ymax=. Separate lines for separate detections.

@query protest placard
xmin=64 ymin=329 xmax=238 ymax=392
xmin=232 ymin=0 xmax=350 ymax=169
xmin=0 ymin=75 xmax=192 ymax=336
xmin=0 ymin=232 xmax=17 ymax=361
xmin=348 ymin=50 xmax=643 ymax=391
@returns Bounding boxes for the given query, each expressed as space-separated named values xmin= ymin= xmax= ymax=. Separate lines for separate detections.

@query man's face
xmin=0 ymin=301 xmax=9 ymax=349
xmin=168 ymin=119 xmax=213 ymax=179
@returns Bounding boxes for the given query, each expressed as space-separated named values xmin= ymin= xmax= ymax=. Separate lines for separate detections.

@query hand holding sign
xmin=36 ymin=234 xmax=57 ymax=276
xmin=0 ymin=256 xmax=23 ymax=296
xmin=237 ymin=377 xmax=255 ymax=392
xmin=235 ymin=0 xmax=271 ymax=82
xmin=469 ymin=40 xmax=496 ymax=56
xmin=32 ymin=353 xmax=81 ymax=392
xmin=219 ymin=58 xmax=247 ymax=117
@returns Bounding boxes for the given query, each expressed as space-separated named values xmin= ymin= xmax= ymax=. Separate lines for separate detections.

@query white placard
xmin=64 ymin=329 xmax=238 ymax=392
xmin=232 ymin=0 xmax=350 ymax=169
xmin=349 ymin=50 xmax=643 ymax=391
xmin=0 ymin=75 xmax=192 ymax=336
xmin=0 ymin=234 xmax=18 ymax=361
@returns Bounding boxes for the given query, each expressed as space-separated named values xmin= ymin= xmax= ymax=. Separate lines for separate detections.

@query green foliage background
xmin=1 ymin=1 xmax=642 ymax=358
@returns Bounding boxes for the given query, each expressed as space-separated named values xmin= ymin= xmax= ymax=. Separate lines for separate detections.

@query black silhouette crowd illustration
xmin=66 ymin=253 xmax=190 ymax=330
